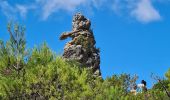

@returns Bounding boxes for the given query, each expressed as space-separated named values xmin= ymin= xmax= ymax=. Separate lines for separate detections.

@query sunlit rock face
xmin=60 ymin=12 xmax=101 ymax=76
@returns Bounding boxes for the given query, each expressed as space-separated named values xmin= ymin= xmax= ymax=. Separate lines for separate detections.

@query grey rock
xmin=60 ymin=12 xmax=101 ymax=76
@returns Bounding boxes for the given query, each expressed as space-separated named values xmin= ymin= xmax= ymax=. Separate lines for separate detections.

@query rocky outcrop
xmin=60 ymin=13 xmax=101 ymax=76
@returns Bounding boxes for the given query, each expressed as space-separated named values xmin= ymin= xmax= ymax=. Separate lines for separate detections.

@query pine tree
xmin=7 ymin=22 xmax=27 ymax=75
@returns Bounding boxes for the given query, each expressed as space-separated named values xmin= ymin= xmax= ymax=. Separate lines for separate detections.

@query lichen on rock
xmin=60 ymin=12 xmax=101 ymax=76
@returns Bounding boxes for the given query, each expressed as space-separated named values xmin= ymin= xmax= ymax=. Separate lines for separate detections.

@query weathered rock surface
xmin=60 ymin=12 xmax=101 ymax=76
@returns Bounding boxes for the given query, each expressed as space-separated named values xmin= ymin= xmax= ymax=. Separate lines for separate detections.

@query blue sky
xmin=0 ymin=0 xmax=170 ymax=88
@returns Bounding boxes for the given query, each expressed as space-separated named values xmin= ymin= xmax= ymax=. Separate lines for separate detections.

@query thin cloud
xmin=0 ymin=0 xmax=35 ymax=19
xmin=0 ymin=0 xmax=103 ymax=20
xmin=0 ymin=1 xmax=16 ymax=19
xmin=16 ymin=4 xmax=36 ymax=18
xmin=131 ymin=0 xmax=161 ymax=23
xmin=111 ymin=0 xmax=161 ymax=23
xmin=38 ymin=0 xmax=86 ymax=20
xmin=16 ymin=5 xmax=28 ymax=18
xmin=0 ymin=0 xmax=163 ymax=23
xmin=37 ymin=0 xmax=103 ymax=20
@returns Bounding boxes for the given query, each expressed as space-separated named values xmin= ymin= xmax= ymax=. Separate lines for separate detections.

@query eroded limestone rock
xmin=60 ymin=12 xmax=101 ymax=76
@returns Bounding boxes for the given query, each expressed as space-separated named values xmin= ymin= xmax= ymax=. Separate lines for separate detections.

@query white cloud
xmin=16 ymin=4 xmax=36 ymax=18
xmin=16 ymin=5 xmax=28 ymax=18
xmin=111 ymin=0 xmax=161 ymax=23
xmin=111 ymin=0 xmax=136 ymax=14
xmin=0 ymin=1 xmax=16 ymax=19
xmin=1 ymin=0 xmax=100 ymax=20
xmin=112 ymin=0 xmax=122 ymax=14
xmin=0 ymin=0 xmax=36 ymax=19
xmin=0 ymin=0 xmax=162 ymax=23
xmin=38 ymin=0 xmax=86 ymax=20
xmin=37 ymin=0 xmax=103 ymax=20
xmin=131 ymin=0 xmax=161 ymax=23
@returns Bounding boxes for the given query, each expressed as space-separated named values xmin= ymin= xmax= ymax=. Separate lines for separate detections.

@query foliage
xmin=0 ymin=22 xmax=27 ymax=76
xmin=152 ymin=80 xmax=170 ymax=91
xmin=166 ymin=69 xmax=170 ymax=82
xmin=0 ymin=52 xmax=169 ymax=99
xmin=0 ymin=23 xmax=170 ymax=99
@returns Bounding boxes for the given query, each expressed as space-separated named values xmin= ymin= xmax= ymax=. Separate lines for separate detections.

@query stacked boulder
xmin=60 ymin=13 xmax=101 ymax=76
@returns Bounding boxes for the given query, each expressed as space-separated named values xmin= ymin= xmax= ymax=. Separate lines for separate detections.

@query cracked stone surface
xmin=60 ymin=12 xmax=101 ymax=76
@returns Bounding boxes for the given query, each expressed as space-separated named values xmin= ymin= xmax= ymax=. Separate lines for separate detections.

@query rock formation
xmin=60 ymin=12 xmax=101 ymax=76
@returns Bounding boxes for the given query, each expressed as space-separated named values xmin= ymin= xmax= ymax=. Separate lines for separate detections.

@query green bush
xmin=0 ymin=23 xmax=169 ymax=99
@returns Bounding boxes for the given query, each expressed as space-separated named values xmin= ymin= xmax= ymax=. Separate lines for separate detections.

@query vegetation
xmin=0 ymin=23 xmax=170 ymax=99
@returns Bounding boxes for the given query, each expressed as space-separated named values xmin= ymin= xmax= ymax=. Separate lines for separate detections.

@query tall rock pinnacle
xmin=60 ymin=12 xmax=101 ymax=76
